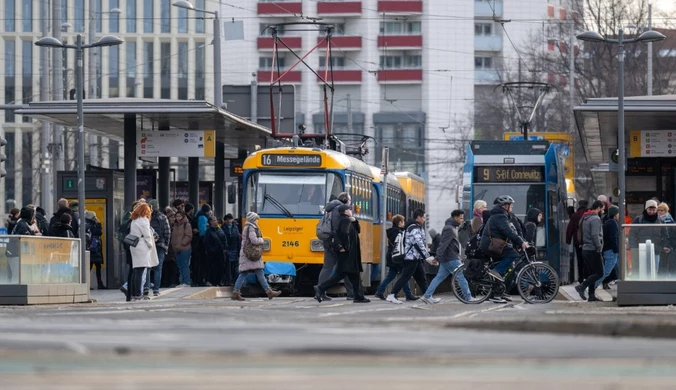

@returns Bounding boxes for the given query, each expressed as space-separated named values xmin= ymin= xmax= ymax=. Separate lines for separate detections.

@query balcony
xmin=257 ymin=2 xmax=302 ymax=16
xmin=474 ymin=34 xmax=503 ymax=51
xmin=318 ymin=35 xmax=362 ymax=50
xmin=474 ymin=69 xmax=500 ymax=84
xmin=475 ymin=0 xmax=502 ymax=17
xmin=377 ymin=0 xmax=422 ymax=14
xmin=257 ymin=69 xmax=303 ymax=84
xmin=257 ymin=36 xmax=302 ymax=50
xmin=377 ymin=69 xmax=422 ymax=83
xmin=317 ymin=1 xmax=362 ymax=16
xmin=377 ymin=35 xmax=422 ymax=49
xmin=316 ymin=69 xmax=362 ymax=83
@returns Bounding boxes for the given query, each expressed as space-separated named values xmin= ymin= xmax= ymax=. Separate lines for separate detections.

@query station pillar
xmin=214 ymin=141 xmax=225 ymax=218
xmin=123 ymin=114 xmax=137 ymax=210
xmin=188 ymin=157 xmax=199 ymax=207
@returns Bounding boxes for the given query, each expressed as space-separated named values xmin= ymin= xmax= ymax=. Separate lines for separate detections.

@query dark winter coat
xmin=150 ymin=210 xmax=171 ymax=253
xmin=222 ymin=222 xmax=241 ymax=261
xmin=385 ymin=225 xmax=404 ymax=268
xmin=429 ymin=231 xmax=441 ymax=255
xmin=524 ymin=208 xmax=541 ymax=245
xmin=49 ymin=207 xmax=78 ymax=237
xmin=629 ymin=211 xmax=671 ymax=252
xmin=436 ymin=217 xmax=462 ymax=263
xmin=566 ymin=206 xmax=587 ymax=247
xmin=480 ymin=205 xmax=524 ymax=259
xmin=203 ymin=226 xmax=228 ymax=255
xmin=332 ymin=214 xmax=363 ymax=274
xmin=35 ymin=209 xmax=49 ymax=236
xmin=602 ymin=218 xmax=619 ymax=254
xmin=6 ymin=215 xmax=18 ymax=235
xmin=581 ymin=210 xmax=603 ymax=252
xmin=52 ymin=223 xmax=75 ymax=238
xmin=86 ymin=219 xmax=103 ymax=264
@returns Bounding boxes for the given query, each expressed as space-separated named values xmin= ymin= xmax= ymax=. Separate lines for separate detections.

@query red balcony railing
xmin=377 ymin=35 xmax=422 ymax=48
xmin=257 ymin=36 xmax=302 ymax=50
xmin=377 ymin=1 xmax=422 ymax=14
xmin=317 ymin=36 xmax=362 ymax=50
xmin=257 ymin=2 xmax=302 ymax=16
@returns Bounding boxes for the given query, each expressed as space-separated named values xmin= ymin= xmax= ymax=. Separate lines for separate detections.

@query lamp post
xmin=35 ymin=34 xmax=123 ymax=275
xmin=577 ymin=28 xmax=665 ymax=278
xmin=172 ymin=0 xmax=222 ymax=109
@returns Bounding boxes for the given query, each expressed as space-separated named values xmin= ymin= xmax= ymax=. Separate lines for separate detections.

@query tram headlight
xmin=310 ymin=239 xmax=324 ymax=252
xmin=263 ymin=239 xmax=271 ymax=251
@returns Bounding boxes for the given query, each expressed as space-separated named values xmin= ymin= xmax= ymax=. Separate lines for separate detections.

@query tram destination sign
xmin=474 ymin=166 xmax=545 ymax=183
xmin=261 ymin=154 xmax=322 ymax=167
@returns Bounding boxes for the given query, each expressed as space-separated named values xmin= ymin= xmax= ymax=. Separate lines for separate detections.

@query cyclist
xmin=480 ymin=195 xmax=529 ymax=303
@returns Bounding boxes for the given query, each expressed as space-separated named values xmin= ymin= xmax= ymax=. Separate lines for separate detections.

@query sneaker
xmin=386 ymin=294 xmax=403 ymax=304
xmin=406 ymin=295 xmax=420 ymax=301
xmin=501 ymin=295 xmax=513 ymax=302
xmin=489 ymin=296 xmax=508 ymax=304
xmin=467 ymin=297 xmax=480 ymax=303
xmin=353 ymin=298 xmax=371 ymax=303
xmin=421 ymin=296 xmax=440 ymax=304
xmin=153 ymin=291 xmax=160 ymax=297
xmin=142 ymin=295 xmax=151 ymax=300
xmin=320 ymin=294 xmax=332 ymax=301
xmin=374 ymin=293 xmax=386 ymax=300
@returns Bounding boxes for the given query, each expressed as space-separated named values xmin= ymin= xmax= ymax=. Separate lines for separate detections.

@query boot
xmin=588 ymin=294 xmax=603 ymax=302
xmin=266 ymin=289 xmax=282 ymax=300
xmin=231 ymin=290 xmax=245 ymax=301
xmin=97 ymin=281 xmax=107 ymax=290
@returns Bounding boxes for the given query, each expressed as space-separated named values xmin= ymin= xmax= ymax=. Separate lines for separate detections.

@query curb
xmin=444 ymin=318 xmax=676 ymax=339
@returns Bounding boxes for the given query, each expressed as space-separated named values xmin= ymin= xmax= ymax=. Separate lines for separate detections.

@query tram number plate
xmin=281 ymin=241 xmax=300 ymax=247
xmin=262 ymin=154 xmax=322 ymax=167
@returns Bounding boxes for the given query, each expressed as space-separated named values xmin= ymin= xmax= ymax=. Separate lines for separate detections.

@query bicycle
xmin=450 ymin=246 xmax=560 ymax=304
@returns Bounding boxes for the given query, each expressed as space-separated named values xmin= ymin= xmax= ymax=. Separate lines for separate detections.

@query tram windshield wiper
xmin=264 ymin=193 xmax=294 ymax=218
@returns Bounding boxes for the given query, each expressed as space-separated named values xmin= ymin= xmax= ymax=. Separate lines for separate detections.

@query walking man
xmin=575 ymin=200 xmax=605 ymax=302
xmin=421 ymin=210 xmax=472 ymax=304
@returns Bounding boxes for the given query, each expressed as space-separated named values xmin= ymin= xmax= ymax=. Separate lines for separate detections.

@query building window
xmin=143 ymin=42 xmax=153 ymax=98
xmin=259 ymin=57 xmax=285 ymax=69
xmin=4 ymin=40 xmax=16 ymax=123
xmin=143 ymin=0 xmax=153 ymax=33
xmin=5 ymin=0 xmax=15 ymax=32
xmin=260 ymin=24 xmax=284 ymax=36
xmin=109 ymin=0 xmax=119 ymax=32
xmin=126 ymin=0 xmax=136 ymax=33
xmin=474 ymin=23 xmax=492 ymax=36
xmin=379 ymin=21 xmax=421 ymax=35
xmin=21 ymin=40 xmax=32 ymax=123
xmin=21 ymin=0 xmax=31 ymax=32
xmin=109 ymin=45 xmax=119 ymax=97
xmin=475 ymin=56 xmax=493 ymax=69
xmin=379 ymin=55 xmax=421 ymax=69
xmin=22 ymin=132 xmax=32 ymax=204
xmin=126 ymin=42 xmax=136 ymax=97
xmin=177 ymin=7 xmax=187 ymax=33
xmin=62 ymin=0 xmax=68 ymax=25
xmin=195 ymin=42 xmax=205 ymax=100
xmin=195 ymin=0 xmax=205 ymax=33
xmin=178 ymin=42 xmax=188 ymax=99
xmin=377 ymin=124 xmax=425 ymax=175
xmin=97 ymin=47 xmax=102 ymax=97
xmin=318 ymin=57 xmax=345 ymax=68
xmin=161 ymin=0 xmax=171 ymax=33
xmin=161 ymin=42 xmax=171 ymax=99
xmin=5 ymin=132 xmax=15 ymax=203
xmin=74 ymin=0 xmax=84 ymax=32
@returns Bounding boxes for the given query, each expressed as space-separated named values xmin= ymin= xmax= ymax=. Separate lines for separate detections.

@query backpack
xmin=464 ymin=257 xmax=487 ymax=281
xmin=576 ymin=217 xmax=584 ymax=247
xmin=390 ymin=230 xmax=406 ymax=265
xmin=316 ymin=211 xmax=333 ymax=241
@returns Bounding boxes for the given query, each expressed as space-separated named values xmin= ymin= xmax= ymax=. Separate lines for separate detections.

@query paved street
xmin=2 ymin=288 xmax=676 ymax=389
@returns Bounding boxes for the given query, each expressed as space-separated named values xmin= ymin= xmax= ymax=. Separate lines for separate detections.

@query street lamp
xmin=577 ymin=28 xmax=665 ymax=278
xmin=172 ymin=0 xmax=222 ymax=109
xmin=35 ymin=34 xmax=123 ymax=276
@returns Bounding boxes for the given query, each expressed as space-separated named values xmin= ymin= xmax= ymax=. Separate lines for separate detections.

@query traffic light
xmin=0 ymin=133 xmax=6 ymax=178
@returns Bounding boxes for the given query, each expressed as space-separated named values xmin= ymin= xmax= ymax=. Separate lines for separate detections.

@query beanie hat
xmin=246 ymin=211 xmax=259 ymax=223
xmin=645 ymin=199 xmax=659 ymax=210
xmin=85 ymin=210 xmax=96 ymax=220
xmin=597 ymin=195 xmax=608 ymax=203
xmin=607 ymin=205 xmax=619 ymax=218
xmin=148 ymin=199 xmax=160 ymax=211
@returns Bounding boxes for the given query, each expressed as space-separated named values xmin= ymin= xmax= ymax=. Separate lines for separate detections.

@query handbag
xmin=123 ymin=233 xmax=140 ymax=248
xmin=242 ymin=225 xmax=264 ymax=261
xmin=485 ymin=221 xmax=507 ymax=258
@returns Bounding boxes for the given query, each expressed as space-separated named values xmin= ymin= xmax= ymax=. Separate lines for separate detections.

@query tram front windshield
xmin=245 ymin=172 xmax=343 ymax=216
xmin=472 ymin=184 xmax=546 ymax=220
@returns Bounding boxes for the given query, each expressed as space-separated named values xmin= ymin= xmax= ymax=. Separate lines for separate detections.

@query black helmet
xmin=495 ymin=195 xmax=515 ymax=205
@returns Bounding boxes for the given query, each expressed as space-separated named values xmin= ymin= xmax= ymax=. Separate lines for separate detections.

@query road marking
xmin=318 ymin=306 xmax=406 ymax=317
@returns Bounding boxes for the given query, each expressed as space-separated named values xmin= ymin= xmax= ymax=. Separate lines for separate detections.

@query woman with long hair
xmin=231 ymin=212 xmax=281 ymax=301
xmin=128 ymin=203 xmax=159 ymax=300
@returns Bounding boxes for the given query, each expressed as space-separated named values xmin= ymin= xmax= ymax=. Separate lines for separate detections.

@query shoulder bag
xmin=485 ymin=220 xmax=507 ymax=258
xmin=242 ymin=225 xmax=264 ymax=261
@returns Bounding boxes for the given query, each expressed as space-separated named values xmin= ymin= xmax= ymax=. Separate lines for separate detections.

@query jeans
xmin=375 ymin=266 xmax=413 ymax=297
xmin=391 ymin=260 xmax=428 ymax=296
xmin=424 ymin=259 xmax=471 ymax=300
xmin=130 ymin=267 xmax=147 ymax=298
xmin=595 ymin=250 xmax=618 ymax=289
xmin=493 ymin=257 xmax=518 ymax=276
xmin=175 ymin=249 xmax=192 ymax=285
xmin=234 ymin=268 xmax=270 ymax=292
xmin=152 ymin=250 xmax=166 ymax=294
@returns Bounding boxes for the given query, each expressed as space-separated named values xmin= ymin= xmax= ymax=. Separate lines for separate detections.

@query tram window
xmin=246 ymin=174 xmax=258 ymax=213
xmin=547 ymin=189 xmax=559 ymax=247
xmin=327 ymin=174 xmax=343 ymax=203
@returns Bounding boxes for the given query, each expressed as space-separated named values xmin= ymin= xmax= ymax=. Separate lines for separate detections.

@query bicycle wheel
xmin=451 ymin=264 xmax=493 ymax=304
xmin=516 ymin=262 xmax=560 ymax=304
